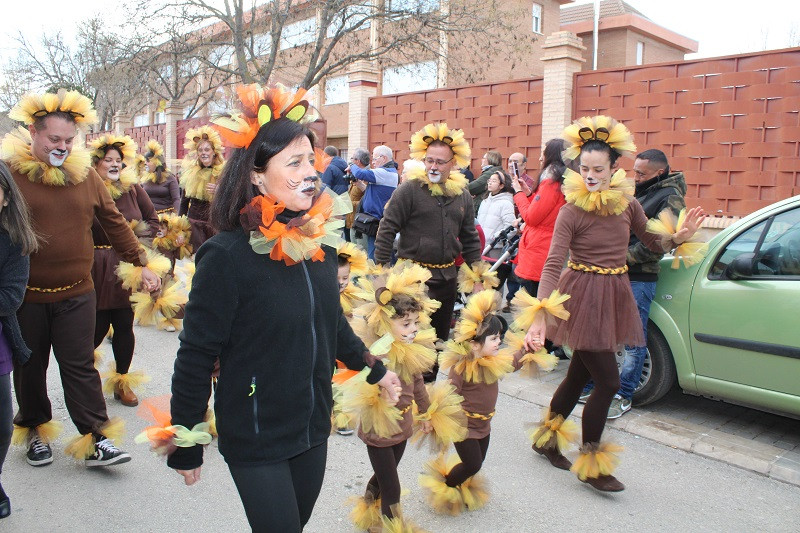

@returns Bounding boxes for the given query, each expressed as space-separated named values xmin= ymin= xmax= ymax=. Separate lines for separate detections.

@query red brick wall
xmin=368 ymin=78 xmax=544 ymax=174
xmin=86 ymin=124 xmax=166 ymax=153
xmin=573 ymin=47 xmax=800 ymax=216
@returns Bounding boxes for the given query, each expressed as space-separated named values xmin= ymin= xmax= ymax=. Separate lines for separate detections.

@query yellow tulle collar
xmin=440 ymin=339 xmax=513 ymax=384
xmin=179 ymin=161 xmax=224 ymax=201
xmin=102 ymin=167 xmax=139 ymax=199
xmin=406 ymin=167 xmax=468 ymax=197
xmin=140 ymin=171 xmax=165 ymax=184
xmin=1 ymin=127 xmax=90 ymax=186
xmin=383 ymin=328 xmax=438 ymax=384
xmin=562 ymin=168 xmax=634 ymax=216
xmin=340 ymin=283 xmax=366 ymax=316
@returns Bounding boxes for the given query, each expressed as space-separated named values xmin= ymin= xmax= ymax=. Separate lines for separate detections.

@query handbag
xmin=352 ymin=212 xmax=381 ymax=237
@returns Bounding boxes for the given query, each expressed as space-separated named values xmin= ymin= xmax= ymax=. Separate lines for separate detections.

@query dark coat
xmin=0 ymin=232 xmax=31 ymax=365
xmin=321 ymin=156 xmax=349 ymax=195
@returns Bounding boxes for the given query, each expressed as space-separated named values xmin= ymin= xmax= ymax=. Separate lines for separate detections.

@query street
xmin=3 ymin=323 xmax=798 ymax=532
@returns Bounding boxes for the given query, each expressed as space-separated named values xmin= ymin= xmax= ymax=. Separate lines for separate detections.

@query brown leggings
xmin=549 ymin=349 xmax=619 ymax=444
xmin=366 ymin=441 xmax=407 ymax=518
xmin=446 ymin=434 xmax=491 ymax=487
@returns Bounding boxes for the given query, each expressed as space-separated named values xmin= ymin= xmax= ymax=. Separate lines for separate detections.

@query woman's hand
xmin=673 ymin=206 xmax=706 ymax=244
xmin=176 ymin=467 xmax=201 ymax=486
xmin=175 ymin=234 xmax=186 ymax=246
xmin=141 ymin=268 xmax=162 ymax=293
xmin=524 ymin=314 xmax=547 ymax=352
xmin=205 ymin=182 xmax=217 ymax=196
xmin=377 ymin=370 xmax=402 ymax=405
xmin=473 ymin=282 xmax=484 ymax=294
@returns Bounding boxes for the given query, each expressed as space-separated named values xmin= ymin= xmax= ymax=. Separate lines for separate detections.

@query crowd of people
xmin=0 ymin=85 xmax=706 ymax=530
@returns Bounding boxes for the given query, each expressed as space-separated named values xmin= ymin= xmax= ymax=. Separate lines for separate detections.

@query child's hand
xmin=175 ymin=234 xmax=185 ymax=246
xmin=473 ymin=282 xmax=484 ymax=293
xmin=420 ymin=421 xmax=433 ymax=434
xmin=524 ymin=314 xmax=547 ymax=352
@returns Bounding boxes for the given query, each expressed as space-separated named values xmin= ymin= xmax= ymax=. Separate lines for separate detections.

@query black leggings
xmin=366 ymin=441 xmax=406 ymax=518
xmin=93 ymin=308 xmax=135 ymax=374
xmin=549 ymin=350 xmax=619 ymax=444
xmin=0 ymin=373 xmax=12 ymax=486
xmin=446 ymin=434 xmax=490 ymax=487
xmin=228 ymin=442 xmax=327 ymax=532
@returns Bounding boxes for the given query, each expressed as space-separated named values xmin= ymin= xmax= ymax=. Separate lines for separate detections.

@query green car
xmin=635 ymin=194 xmax=800 ymax=417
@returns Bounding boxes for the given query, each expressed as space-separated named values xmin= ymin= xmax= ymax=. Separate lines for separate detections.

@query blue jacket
xmin=349 ymin=163 xmax=398 ymax=219
xmin=321 ymin=156 xmax=349 ymax=195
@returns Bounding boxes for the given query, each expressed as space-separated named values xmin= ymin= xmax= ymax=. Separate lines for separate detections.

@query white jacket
xmin=476 ymin=191 xmax=516 ymax=246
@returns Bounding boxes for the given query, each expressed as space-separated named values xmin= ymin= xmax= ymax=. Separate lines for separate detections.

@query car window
xmin=710 ymin=206 xmax=800 ymax=279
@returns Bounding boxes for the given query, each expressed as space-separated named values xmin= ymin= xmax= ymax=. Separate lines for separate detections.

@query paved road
xmin=3 ymin=324 xmax=798 ymax=532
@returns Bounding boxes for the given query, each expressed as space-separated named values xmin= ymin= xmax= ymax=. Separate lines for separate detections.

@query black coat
xmin=321 ymin=156 xmax=349 ymax=195
xmin=0 ymin=232 xmax=31 ymax=365
xmin=168 ymin=227 xmax=385 ymax=469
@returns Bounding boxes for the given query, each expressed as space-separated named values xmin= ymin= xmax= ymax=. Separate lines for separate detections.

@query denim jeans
xmin=366 ymin=235 xmax=376 ymax=260
xmin=618 ymin=281 xmax=657 ymax=400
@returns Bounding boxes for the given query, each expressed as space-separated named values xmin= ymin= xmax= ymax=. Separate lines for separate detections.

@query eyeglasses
xmin=424 ymin=157 xmax=454 ymax=166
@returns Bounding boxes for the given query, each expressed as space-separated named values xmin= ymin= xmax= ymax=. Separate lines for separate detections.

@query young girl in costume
xmin=0 ymin=161 xmax=39 ymax=518
xmin=345 ymin=261 xmax=465 ymax=530
xmin=523 ymin=116 xmax=705 ymax=492
xmin=178 ymin=126 xmax=225 ymax=250
xmin=421 ymin=289 xmax=558 ymax=515
xmin=89 ymin=134 xmax=162 ymax=407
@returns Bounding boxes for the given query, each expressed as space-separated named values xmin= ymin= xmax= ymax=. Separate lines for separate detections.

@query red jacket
xmin=512 ymin=179 xmax=566 ymax=282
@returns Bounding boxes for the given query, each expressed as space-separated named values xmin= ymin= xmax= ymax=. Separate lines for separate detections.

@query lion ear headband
xmin=561 ymin=115 xmax=636 ymax=162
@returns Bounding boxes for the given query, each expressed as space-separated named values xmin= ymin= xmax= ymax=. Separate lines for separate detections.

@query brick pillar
xmin=164 ymin=101 xmax=183 ymax=174
xmin=540 ymin=31 xmax=586 ymax=144
xmin=112 ymin=112 xmax=132 ymax=135
xmin=347 ymin=60 xmax=379 ymax=154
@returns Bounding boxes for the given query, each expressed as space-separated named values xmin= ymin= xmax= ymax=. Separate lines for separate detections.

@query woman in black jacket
xmin=167 ymin=85 xmax=400 ymax=532
xmin=0 ymin=161 xmax=38 ymax=519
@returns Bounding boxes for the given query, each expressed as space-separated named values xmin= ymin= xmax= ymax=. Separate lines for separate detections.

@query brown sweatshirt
xmin=11 ymin=166 xmax=145 ymax=303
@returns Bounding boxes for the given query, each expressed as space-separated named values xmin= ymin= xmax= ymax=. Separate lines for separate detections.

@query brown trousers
xmin=422 ymin=275 xmax=458 ymax=382
xmin=13 ymin=291 xmax=109 ymax=435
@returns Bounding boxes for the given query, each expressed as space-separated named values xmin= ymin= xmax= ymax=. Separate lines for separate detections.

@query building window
xmin=532 ymin=3 xmax=542 ymax=34
xmin=327 ymin=5 xmax=371 ymax=38
xmin=636 ymin=41 xmax=645 ymax=65
xmin=251 ymin=33 xmax=272 ymax=57
xmin=133 ymin=114 xmax=149 ymax=127
xmin=280 ymin=18 xmax=317 ymax=50
xmin=382 ymin=61 xmax=437 ymax=95
xmin=209 ymin=45 xmax=236 ymax=67
xmin=324 ymin=75 xmax=349 ymax=105
xmin=389 ymin=0 xmax=439 ymax=15
xmin=154 ymin=112 xmax=166 ymax=124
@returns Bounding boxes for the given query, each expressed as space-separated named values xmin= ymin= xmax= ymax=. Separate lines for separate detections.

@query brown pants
xmin=13 ymin=291 xmax=109 ymax=435
xmin=422 ymin=275 xmax=458 ymax=382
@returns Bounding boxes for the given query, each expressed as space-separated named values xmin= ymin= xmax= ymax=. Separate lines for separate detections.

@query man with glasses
xmin=348 ymin=145 xmax=398 ymax=259
xmin=374 ymin=123 xmax=481 ymax=382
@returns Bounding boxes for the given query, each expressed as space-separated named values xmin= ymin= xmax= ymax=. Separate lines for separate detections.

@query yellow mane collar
xmin=562 ymin=168 xmax=634 ymax=216
xmin=1 ymin=127 xmax=90 ymax=186
xmin=102 ymin=167 xmax=139 ymax=200
xmin=406 ymin=167 xmax=467 ymax=197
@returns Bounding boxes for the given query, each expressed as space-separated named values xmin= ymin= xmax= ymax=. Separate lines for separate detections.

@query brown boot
xmin=582 ymin=474 xmax=625 ymax=492
xmin=114 ymin=382 xmax=139 ymax=407
xmin=532 ymin=443 xmax=572 ymax=470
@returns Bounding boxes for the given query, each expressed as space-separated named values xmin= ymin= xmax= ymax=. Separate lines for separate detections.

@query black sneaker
xmin=26 ymin=435 xmax=53 ymax=466
xmin=85 ymin=438 xmax=131 ymax=467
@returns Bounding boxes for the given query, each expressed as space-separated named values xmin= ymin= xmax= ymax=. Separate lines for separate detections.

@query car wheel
xmin=632 ymin=326 xmax=677 ymax=406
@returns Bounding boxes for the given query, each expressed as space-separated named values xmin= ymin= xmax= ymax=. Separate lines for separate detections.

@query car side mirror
xmin=724 ymin=252 xmax=756 ymax=280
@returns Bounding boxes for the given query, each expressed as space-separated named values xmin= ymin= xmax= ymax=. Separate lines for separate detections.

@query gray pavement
xmin=3 ymin=323 xmax=799 ymax=532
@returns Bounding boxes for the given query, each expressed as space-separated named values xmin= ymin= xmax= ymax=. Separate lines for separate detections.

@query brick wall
xmin=368 ymin=78 xmax=544 ymax=173
xmin=86 ymin=124 xmax=166 ymax=152
xmin=573 ymin=47 xmax=800 ymax=216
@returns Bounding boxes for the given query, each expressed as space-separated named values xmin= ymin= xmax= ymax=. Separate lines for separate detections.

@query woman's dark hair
xmin=91 ymin=145 xmax=122 ymax=167
xmin=0 ymin=161 xmax=39 ymax=255
xmin=580 ymin=140 xmax=621 ymax=168
xmin=492 ymin=170 xmax=515 ymax=195
xmin=337 ymin=254 xmax=350 ymax=268
xmin=390 ymin=294 xmax=422 ymax=318
xmin=539 ymin=138 xmax=567 ymax=187
xmin=474 ymin=313 xmax=507 ymax=345
xmin=145 ymin=150 xmax=168 ymax=184
xmin=211 ymin=118 xmax=314 ymax=232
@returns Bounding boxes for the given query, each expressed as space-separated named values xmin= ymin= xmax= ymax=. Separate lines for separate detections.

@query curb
xmin=499 ymin=372 xmax=800 ymax=488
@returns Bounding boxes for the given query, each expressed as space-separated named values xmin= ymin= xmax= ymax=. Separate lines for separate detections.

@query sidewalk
xmin=499 ymin=362 xmax=800 ymax=487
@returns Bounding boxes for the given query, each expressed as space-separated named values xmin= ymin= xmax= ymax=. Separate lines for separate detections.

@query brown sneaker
xmin=532 ymin=443 xmax=572 ymax=470
xmin=114 ymin=382 xmax=139 ymax=407
xmin=582 ymin=474 xmax=625 ymax=492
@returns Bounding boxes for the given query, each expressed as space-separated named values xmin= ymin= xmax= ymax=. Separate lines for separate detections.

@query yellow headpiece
xmin=89 ymin=134 xmax=138 ymax=167
xmin=454 ymin=289 xmax=501 ymax=343
xmin=9 ymin=89 xmax=98 ymax=131
xmin=144 ymin=139 xmax=165 ymax=165
xmin=183 ymin=125 xmax=225 ymax=162
xmin=562 ymin=115 xmax=636 ymax=163
xmin=337 ymin=242 xmax=369 ymax=277
xmin=409 ymin=122 xmax=471 ymax=169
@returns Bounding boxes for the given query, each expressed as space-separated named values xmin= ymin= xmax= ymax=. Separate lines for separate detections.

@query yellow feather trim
xmin=99 ymin=416 xmax=126 ymax=443
xmin=510 ymin=288 xmax=570 ymax=331
xmin=562 ymin=168 xmax=635 ymax=216
xmin=440 ymin=339 xmax=513 ymax=385
xmin=460 ymin=473 xmax=489 ymax=511
xmin=348 ymin=494 xmax=382 ymax=531
xmin=337 ymin=241 xmax=369 ymax=276
xmin=406 ymin=166 xmax=468 ymax=197
xmin=409 ymin=122 xmax=471 ymax=169
xmin=64 ymin=433 xmax=95 ymax=459
xmin=339 ymin=283 xmax=366 ymax=316
xmin=340 ymin=372 xmax=403 ymax=438
xmin=418 ymin=454 xmax=465 ymax=515
xmin=94 ymin=348 xmax=104 ymax=369
xmin=179 ymin=163 xmax=224 ymax=202
xmin=12 ymin=420 xmax=62 ymax=446
xmin=1 ymin=127 xmax=91 ymax=186
xmin=412 ymin=380 xmax=468 ymax=451
xmin=115 ymin=248 xmax=171 ymax=291
xmin=331 ymin=381 xmax=355 ymax=431
xmin=130 ymin=280 xmax=187 ymax=326
xmin=205 ymin=408 xmax=217 ymax=437
xmin=101 ymin=364 xmax=151 ymax=395
xmin=383 ymin=329 xmax=437 ymax=384
xmin=571 ymin=441 xmax=624 ymax=480
xmin=646 ymin=208 xmax=709 ymax=268
xmin=528 ymin=408 xmax=579 ymax=453
xmin=457 ymin=262 xmax=500 ymax=294
xmin=9 ymin=89 xmax=97 ymax=129
xmin=381 ymin=505 xmax=429 ymax=532
xmin=454 ymin=289 xmax=500 ymax=343
xmin=500 ymin=330 xmax=558 ymax=377
xmin=89 ymin=133 xmax=138 ymax=166
xmin=562 ymin=115 xmax=636 ymax=162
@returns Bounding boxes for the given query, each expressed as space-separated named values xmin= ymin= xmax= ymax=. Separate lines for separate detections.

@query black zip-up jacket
xmin=168 ymin=227 xmax=386 ymax=470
